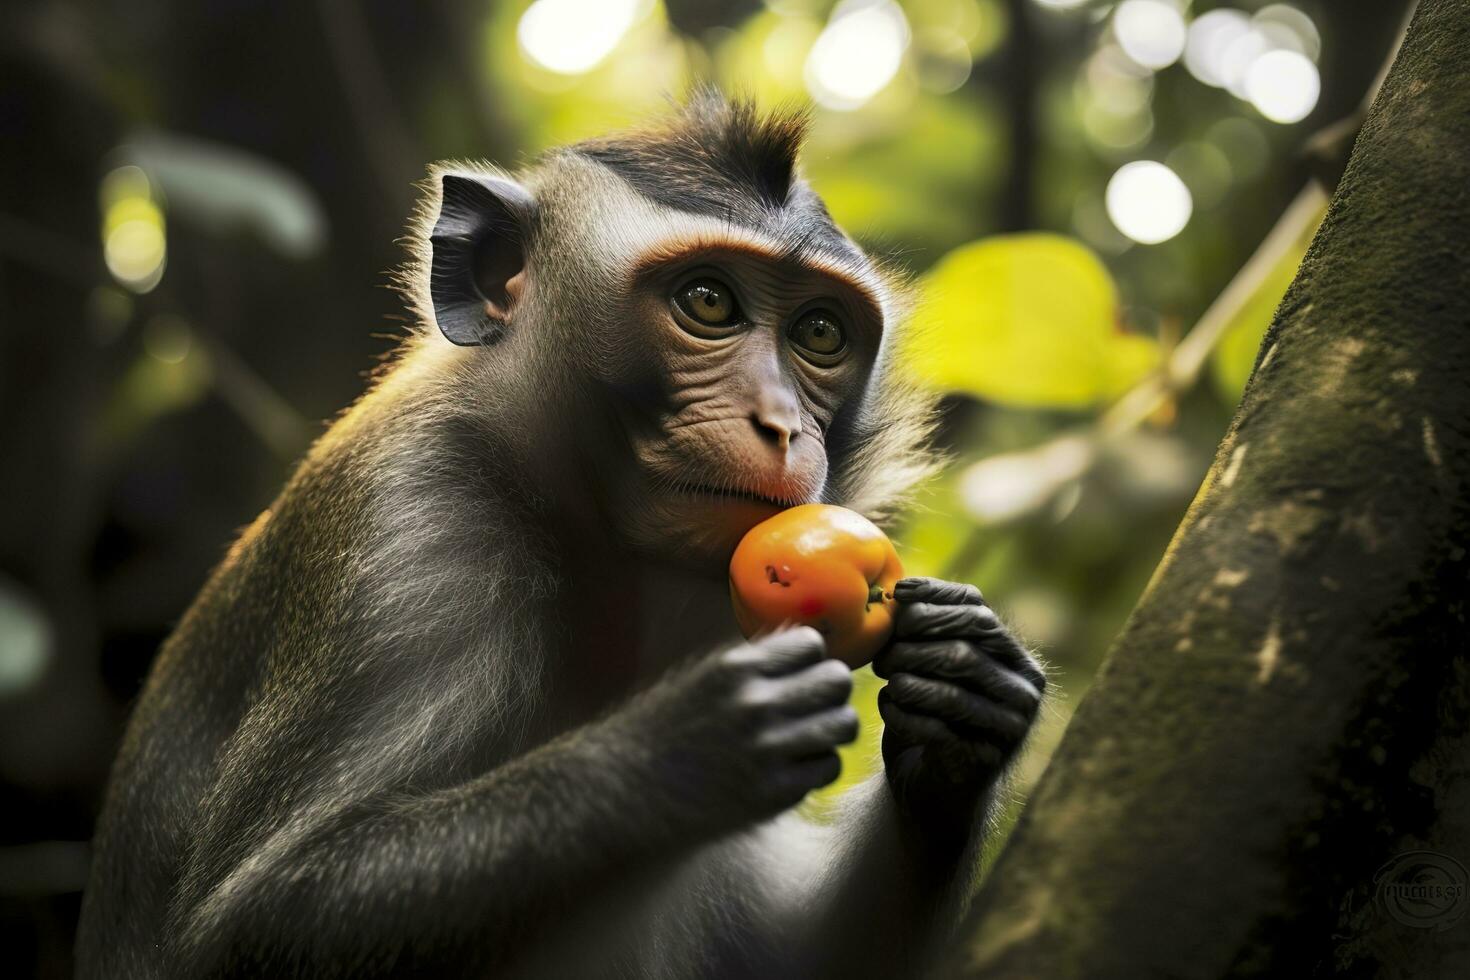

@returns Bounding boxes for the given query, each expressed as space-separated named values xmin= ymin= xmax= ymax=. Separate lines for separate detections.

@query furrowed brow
xmin=627 ymin=232 xmax=886 ymax=318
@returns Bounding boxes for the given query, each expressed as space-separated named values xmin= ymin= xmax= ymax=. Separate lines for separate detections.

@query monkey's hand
xmin=874 ymin=577 xmax=1046 ymax=846
xmin=622 ymin=626 xmax=857 ymax=831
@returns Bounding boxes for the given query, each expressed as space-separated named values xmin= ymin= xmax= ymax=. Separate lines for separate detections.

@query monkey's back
xmin=75 ymin=375 xmax=560 ymax=975
xmin=75 ymin=507 xmax=281 ymax=974
xmin=75 ymin=426 xmax=390 ymax=973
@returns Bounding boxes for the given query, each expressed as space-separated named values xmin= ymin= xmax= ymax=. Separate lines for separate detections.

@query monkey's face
xmin=423 ymin=132 xmax=901 ymax=577
xmin=597 ymin=244 xmax=884 ymax=571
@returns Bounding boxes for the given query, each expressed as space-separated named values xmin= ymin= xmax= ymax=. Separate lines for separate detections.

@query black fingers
xmin=739 ymin=658 xmax=853 ymax=717
xmin=877 ymin=695 xmax=1007 ymax=770
xmin=892 ymin=577 xmax=985 ymax=607
xmin=892 ymin=579 xmax=1048 ymax=695
xmin=874 ymin=640 xmax=1043 ymax=714
xmin=774 ymin=753 xmax=843 ymax=801
xmin=723 ymin=626 xmax=827 ymax=676
xmin=893 ymin=602 xmax=1047 ymax=693
xmin=757 ymin=706 xmax=861 ymax=755
xmin=877 ymin=692 xmax=950 ymax=743
xmin=883 ymin=674 xmax=1031 ymax=744
xmin=894 ymin=600 xmax=1000 ymax=640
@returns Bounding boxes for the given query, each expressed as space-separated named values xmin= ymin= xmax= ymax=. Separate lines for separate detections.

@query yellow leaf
xmin=905 ymin=234 xmax=1157 ymax=409
xmin=1211 ymin=193 xmax=1328 ymax=399
xmin=1210 ymin=224 xmax=1318 ymax=400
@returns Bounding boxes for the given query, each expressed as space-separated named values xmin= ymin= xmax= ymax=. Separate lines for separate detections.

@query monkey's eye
xmin=673 ymin=278 xmax=741 ymax=336
xmin=787 ymin=310 xmax=847 ymax=364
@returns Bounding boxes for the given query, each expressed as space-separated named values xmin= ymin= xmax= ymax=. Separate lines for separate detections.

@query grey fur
xmin=76 ymin=97 xmax=1036 ymax=980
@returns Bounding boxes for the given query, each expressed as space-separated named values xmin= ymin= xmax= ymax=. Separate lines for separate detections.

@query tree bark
xmin=946 ymin=1 xmax=1470 ymax=977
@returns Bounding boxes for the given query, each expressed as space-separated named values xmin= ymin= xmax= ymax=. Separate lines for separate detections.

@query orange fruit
xmin=728 ymin=503 xmax=903 ymax=669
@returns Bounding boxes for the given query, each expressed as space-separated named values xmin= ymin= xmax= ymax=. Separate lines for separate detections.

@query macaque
xmin=76 ymin=93 xmax=1045 ymax=979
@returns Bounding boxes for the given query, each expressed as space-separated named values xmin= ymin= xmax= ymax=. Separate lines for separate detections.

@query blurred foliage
xmin=1210 ymin=189 xmax=1326 ymax=397
xmin=905 ymin=233 xmax=1158 ymax=407
xmin=1 ymin=0 xmax=1409 ymax=970
xmin=96 ymin=318 xmax=211 ymax=452
xmin=119 ymin=135 xmax=329 ymax=259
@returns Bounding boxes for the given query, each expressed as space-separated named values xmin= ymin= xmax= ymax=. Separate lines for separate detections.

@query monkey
xmin=75 ymin=93 xmax=1047 ymax=979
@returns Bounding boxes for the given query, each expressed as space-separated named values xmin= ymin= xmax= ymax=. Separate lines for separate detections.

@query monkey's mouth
xmin=676 ymin=482 xmax=800 ymax=510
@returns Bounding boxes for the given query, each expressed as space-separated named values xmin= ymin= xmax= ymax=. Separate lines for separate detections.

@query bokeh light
xmin=1032 ymin=0 xmax=1089 ymax=10
xmin=100 ymin=165 xmax=166 ymax=294
xmin=142 ymin=315 xmax=194 ymax=365
xmin=961 ymin=437 xmax=1095 ymax=525
xmin=1183 ymin=5 xmax=1321 ymax=123
xmin=517 ymin=0 xmax=643 ymax=75
xmin=921 ymin=0 xmax=996 ymax=55
xmin=915 ymin=28 xmax=974 ymax=94
xmin=1256 ymin=4 xmax=1321 ymax=61
xmin=761 ymin=14 xmax=823 ymax=91
xmin=1078 ymin=43 xmax=1155 ymax=151
xmin=1184 ymin=9 xmax=1253 ymax=88
xmin=0 ymin=575 xmax=52 ymax=697
xmin=1086 ymin=44 xmax=1154 ymax=112
xmin=804 ymin=0 xmax=910 ymax=111
xmin=1106 ymin=160 xmax=1193 ymax=245
xmin=1246 ymin=49 xmax=1320 ymax=123
xmin=1113 ymin=0 xmax=1187 ymax=71
xmin=1219 ymin=26 xmax=1271 ymax=98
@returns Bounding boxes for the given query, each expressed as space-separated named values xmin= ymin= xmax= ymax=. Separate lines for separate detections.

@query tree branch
xmin=945 ymin=1 xmax=1470 ymax=975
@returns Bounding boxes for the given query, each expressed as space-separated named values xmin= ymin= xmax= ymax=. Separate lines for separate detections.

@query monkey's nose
xmin=751 ymin=376 xmax=801 ymax=453
xmin=751 ymin=412 xmax=797 ymax=452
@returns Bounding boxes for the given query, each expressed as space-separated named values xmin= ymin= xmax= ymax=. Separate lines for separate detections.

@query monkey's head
xmin=404 ymin=93 xmax=937 ymax=575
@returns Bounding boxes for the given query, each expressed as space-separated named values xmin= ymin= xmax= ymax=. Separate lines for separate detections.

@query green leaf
xmin=1205 ymin=193 xmax=1334 ymax=399
xmin=1209 ymin=211 xmax=1322 ymax=399
xmin=907 ymin=234 xmax=1157 ymax=409
xmin=121 ymin=134 xmax=328 ymax=258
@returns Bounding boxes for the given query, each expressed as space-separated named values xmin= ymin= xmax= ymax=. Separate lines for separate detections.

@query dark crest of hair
xmin=574 ymin=90 xmax=811 ymax=225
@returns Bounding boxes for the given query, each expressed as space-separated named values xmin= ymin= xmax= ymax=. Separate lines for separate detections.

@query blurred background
xmin=0 ymin=0 xmax=1412 ymax=974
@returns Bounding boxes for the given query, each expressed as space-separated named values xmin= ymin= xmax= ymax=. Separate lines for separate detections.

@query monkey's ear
xmin=429 ymin=172 xmax=536 ymax=347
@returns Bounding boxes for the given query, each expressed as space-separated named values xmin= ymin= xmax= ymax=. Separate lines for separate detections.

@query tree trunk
xmin=946 ymin=1 xmax=1470 ymax=977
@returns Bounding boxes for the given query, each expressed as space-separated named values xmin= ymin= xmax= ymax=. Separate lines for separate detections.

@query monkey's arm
xmin=779 ymin=577 xmax=1044 ymax=977
xmin=758 ymin=774 xmax=986 ymax=980
xmin=174 ymin=728 xmax=684 ymax=977
xmin=170 ymin=629 xmax=856 ymax=978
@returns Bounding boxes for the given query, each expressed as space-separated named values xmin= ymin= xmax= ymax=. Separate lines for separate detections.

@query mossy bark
xmin=946 ymin=1 xmax=1470 ymax=976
